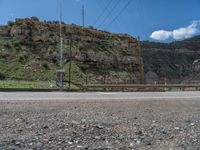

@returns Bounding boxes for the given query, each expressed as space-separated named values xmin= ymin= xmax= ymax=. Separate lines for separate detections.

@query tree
xmin=0 ymin=72 xmax=5 ymax=80
xmin=31 ymin=16 xmax=40 ymax=22
xmin=89 ymin=26 xmax=94 ymax=29
xmin=7 ymin=21 xmax=15 ymax=26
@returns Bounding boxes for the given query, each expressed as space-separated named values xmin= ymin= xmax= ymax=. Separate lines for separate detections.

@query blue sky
xmin=0 ymin=0 xmax=200 ymax=41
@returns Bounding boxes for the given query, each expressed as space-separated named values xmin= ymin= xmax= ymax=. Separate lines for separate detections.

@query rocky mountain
xmin=0 ymin=17 xmax=144 ymax=85
xmin=1 ymin=17 xmax=199 ymax=85
xmin=142 ymin=36 xmax=200 ymax=83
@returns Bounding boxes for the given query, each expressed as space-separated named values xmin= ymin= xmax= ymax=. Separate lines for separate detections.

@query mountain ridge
xmin=142 ymin=35 xmax=200 ymax=83
xmin=0 ymin=17 xmax=144 ymax=85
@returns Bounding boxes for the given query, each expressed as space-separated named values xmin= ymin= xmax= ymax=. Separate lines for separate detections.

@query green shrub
xmin=31 ymin=16 xmax=40 ymax=22
xmin=42 ymin=61 xmax=50 ymax=70
xmin=0 ymin=72 xmax=6 ymax=80
xmin=7 ymin=21 xmax=15 ymax=26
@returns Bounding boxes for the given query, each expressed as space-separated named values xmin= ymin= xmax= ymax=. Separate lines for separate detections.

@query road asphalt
xmin=0 ymin=91 xmax=200 ymax=101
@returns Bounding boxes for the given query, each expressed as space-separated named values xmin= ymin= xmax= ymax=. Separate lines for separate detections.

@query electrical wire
xmin=97 ymin=0 xmax=121 ymax=28
xmin=105 ymin=0 xmax=133 ymax=30
xmin=93 ymin=0 xmax=114 ymax=27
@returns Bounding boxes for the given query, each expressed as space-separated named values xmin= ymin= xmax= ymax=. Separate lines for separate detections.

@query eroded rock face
xmin=31 ymin=29 xmax=51 ymax=42
xmin=0 ymin=18 xmax=144 ymax=83
xmin=193 ymin=59 xmax=200 ymax=72
xmin=142 ymin=37 xmax=200 ymax=83
xmin=0 ymin=26 xmax=9 ymax=36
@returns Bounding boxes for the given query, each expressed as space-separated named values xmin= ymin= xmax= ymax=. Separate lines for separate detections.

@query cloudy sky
xmin=0 ymin=0 xmax=200 ymax=42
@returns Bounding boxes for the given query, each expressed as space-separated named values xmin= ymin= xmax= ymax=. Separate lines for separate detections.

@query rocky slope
xmin=1 ymin=17 xmax=200 ymax=85
xmin=0 ymin=17 xmax=143 ymax=85
xmin=142 ymin=36 xmax=200 ymax=83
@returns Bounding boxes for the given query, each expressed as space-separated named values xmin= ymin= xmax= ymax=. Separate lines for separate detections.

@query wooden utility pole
xmin=56 ymin=0 xmax=65 ymax=90
xmin=59 ymin=0 xmax=63 ymax=69
xmin=82 ymin=5 xmax=85 ymax=27
xmin=137 ymin=36 xmax=144 ymax=84
xmin=69 ymin=38 xmax=72 ymax=88
xmin=85 ymin=70 xmax=88 ymax=85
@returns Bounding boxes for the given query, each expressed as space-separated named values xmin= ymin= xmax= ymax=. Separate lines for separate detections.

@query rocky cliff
xmin=142 ymin=36 xmax=200 ymax=84
xmin=0 ymin=17 xmax=143 ymax=84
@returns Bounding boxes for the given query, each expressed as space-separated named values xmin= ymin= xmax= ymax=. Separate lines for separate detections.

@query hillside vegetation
xmin=1 ymin=17 xmax=200 ymax=86
xmin=0 ymin=17 xmax=143 ymax=86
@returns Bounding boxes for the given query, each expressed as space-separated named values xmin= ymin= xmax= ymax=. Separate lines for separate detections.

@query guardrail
xmin=82 ymin=84 xmax=200 ymax=91
xmin=0 ymin=88 xmax=81 ymax=92
xmin=0 ymin=84 xmax=200 ymax=92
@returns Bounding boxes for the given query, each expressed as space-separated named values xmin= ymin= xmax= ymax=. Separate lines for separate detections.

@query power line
xmin=125 ymin=0 xmax=140 ymax=26
xmin=94 ymin=0 xmax=122 ymax=33
xmin=93 ymin=0 xmax=114 ymax=27
xmin=105 ymin=0 xmax=132 ymax=30
xmin=97 ymin=0 xmax=121 ymax=28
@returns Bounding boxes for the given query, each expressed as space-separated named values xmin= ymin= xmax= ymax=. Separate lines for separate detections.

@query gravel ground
xmin=0 ymin=100 xmax=200 ymax=150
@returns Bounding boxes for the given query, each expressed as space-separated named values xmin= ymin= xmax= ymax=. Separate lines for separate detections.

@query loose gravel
xmin=0 ymin=100 xmax=200 ymax=150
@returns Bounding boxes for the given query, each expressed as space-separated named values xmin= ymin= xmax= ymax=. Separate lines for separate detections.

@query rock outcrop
xmin=192 ymin=59 xmax=200 ymax=72
xmin=0 ymin=17 xmax=144 ymax=84
xmin=142 ymin=36 xmax=200 ymax=83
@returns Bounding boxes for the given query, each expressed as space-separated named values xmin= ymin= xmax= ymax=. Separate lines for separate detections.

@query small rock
xmin=15 ymin=141 xmax=21 ymax=145
xmin=43 ymin=125 xmax=49 ymax=129
xmin=82 ymin=144 xmax=89 ymax=149
xmin=151 ymin=123 xmax=157 ymax=127
xmin=143 ymin=138 xmax=152 ymax=145
xmin=162 ymin=130 xmax=167 ymax=134
xmin=68 ymin=141 xmax=73 ymax=145
xmin=174 ymin=127 xmax=180 ymax=130
xmin=72 ymin=120 xmax=80 ymax=125
xmin=35 ymin=142 xmax=43 ymax=149
xmin=81 ymin=125 xmax=86 ymax=129
xmin=137 ymin=130 xmax=143 ymax=135
xmin=115 ymin=140 xmax=120 ymax=144
xmin=130 ymin=142 xmax=134 ymax=147
xmin=95 ymin=124 xmax=104 ymax=129
xmin=77 ymin=145 xmax=83 ymax=148
xmin=95 ymin=135 xmax=102 ymax=140
xmin=169 ymin=135 xmax=174 ymax=139
xmin=81 ymin=119 xmax=86 ymax=123
xmin=190 ymin=123 xmax=195 ymax=126
xmin=17 ymin=129 xmax=23 ymax=133
xmin=75 ymin=140 xmax=79 ymax=144
xmin=11 ymin=139 xmax=16 ymax=144
xmin=15 ymin=118 xmax=20 ymax=122
xmin=136 ymin=139 xmax=141 ymax=145
xmin=43 ymin=138 xmax=49 ymax=144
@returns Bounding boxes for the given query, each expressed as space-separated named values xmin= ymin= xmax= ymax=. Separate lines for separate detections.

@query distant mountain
xmin=142 ymin=35 xmax=200 ymax=83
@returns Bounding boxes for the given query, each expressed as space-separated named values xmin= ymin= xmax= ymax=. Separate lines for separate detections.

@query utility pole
xmin=82 ymin=4 xmax=87 ymax=85
xmin=56 ymin=0 xmax=65 ymax=90
xmin=59 ymin=0 xmax=63 ymax=69
xmin=69 ymin=38 xmax=72 ymax=88
xmin=82 ymin=5 xmax=85 ymax=27
xmin=137 ymin=36 xmax=144 ymax=84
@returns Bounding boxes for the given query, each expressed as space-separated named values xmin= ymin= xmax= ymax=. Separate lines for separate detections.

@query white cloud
xmin=150 ymin=30 xmax=172 ymax=40
xmin=150 ymin=21 xmax=200 ymax=41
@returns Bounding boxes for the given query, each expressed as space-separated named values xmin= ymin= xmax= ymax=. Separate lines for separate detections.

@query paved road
xmin=0 ymin=91 xmax=200 ymax=101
